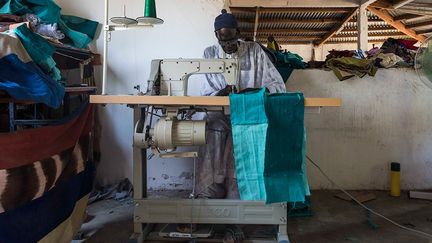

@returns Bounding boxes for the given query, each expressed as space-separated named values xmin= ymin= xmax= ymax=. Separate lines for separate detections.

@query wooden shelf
xmin=90 ymin=95 xmax=342 ymax=107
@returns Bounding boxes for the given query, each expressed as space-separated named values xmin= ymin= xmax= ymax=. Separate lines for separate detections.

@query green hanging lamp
xmin=136 ymin=0 xmax=164 ymax=25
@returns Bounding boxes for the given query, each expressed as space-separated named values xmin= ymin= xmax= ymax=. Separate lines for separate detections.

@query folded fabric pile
xmin=0 ymin=31 xmax=64 ymax=108
xmin=326 ymin=57 xmax=377 ymax=81
xmin=229 ymin=88 xmax=310 ymax=204
xmin=324 ymin=38 xmax=419 ymax=81
xmin=0 ymin=0 xmax=99 ymax=107
xmin=0 ymin=0 xmax=98 ymax=49
xmin=367 ymin=38 xmax=418 ymax=68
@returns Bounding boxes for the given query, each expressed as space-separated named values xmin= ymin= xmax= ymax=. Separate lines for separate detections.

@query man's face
xmin=215 ymin=28 xmax=239 ymax=55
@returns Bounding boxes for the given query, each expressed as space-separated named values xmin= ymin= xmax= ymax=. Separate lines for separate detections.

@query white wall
xmin=56 ymin=0 xmax=224 ymax=187
xmin=57 ymin=0 xmax=432 ymax=190
xmin=288 ymin=69 xmax=432 ymax=190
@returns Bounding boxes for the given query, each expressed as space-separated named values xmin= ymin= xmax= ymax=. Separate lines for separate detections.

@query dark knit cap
xmin=214 ymin=9 xmax=238 ymax=32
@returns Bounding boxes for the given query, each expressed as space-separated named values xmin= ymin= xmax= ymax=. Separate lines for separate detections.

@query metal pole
xmin=102 ymin=0 xmax=109 ymax=95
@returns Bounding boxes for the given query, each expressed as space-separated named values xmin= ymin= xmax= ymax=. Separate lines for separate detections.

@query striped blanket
xmin=0 ymin=102 xmax=94 ymax=243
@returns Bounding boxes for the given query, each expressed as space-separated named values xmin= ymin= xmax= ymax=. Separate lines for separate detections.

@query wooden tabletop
xmin=90 ymin=95 xmax=342 ymax=107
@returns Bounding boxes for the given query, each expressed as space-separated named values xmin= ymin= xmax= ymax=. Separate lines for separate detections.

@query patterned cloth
xmin=0 ymin=102 xmax=94 ymax=242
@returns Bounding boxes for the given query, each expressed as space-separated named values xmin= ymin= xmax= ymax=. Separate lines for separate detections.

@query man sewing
xmin=196 ymin=9 xmax=286 ymax=200
xmin=190 ymin=10 xmax=286 ymax=242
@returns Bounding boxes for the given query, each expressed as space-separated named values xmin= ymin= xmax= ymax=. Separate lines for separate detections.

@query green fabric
xmin=264 ymin=93 xmax=309 ymax=204
xmin=230 ymin=89 xmax=310 ymax=204
xmin=0 ymin=0 xmax=31 ymax=15
xmin=230 ymin=89 xmax=268 ymax=200
xmin=26 ymin=0 xmax=61 ymax=23
xmin=13 ymin=24 xmax=61 ymax=80
xmin=0 ymin=0 xmax=11 ymax=13
xmin=60 ymin=15 xmax=98 ymax=48
xmin=275 ymin=51 xmax=306 ymax=82
xmin=326 ymin=57 xmax=377 ymax=81
xmin=0 ymin=0 xmax=98 ymax=49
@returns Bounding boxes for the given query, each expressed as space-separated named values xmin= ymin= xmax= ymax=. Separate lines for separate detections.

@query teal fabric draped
xmin=13 ymin=24 xmax=61 ymax=81
xmin=59 ymin=15 xmax=99 ymax=49
xmin=230 ymin=89 xmax=268 ymax=201
xmin=230 ymin=89 xmax=310 ymax=204
xmin=264 ymin=93 xmax=310 ymax=204
xmin=0 ymin=0 xmax=98 ymax=49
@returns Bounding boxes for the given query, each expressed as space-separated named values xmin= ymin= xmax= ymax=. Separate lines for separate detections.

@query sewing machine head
xmin=147 ymin=58 xmax=239 ymax=96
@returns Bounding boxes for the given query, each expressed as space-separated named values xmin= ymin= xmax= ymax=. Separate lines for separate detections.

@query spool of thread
xmin=390 ymin=162 xmax=401 ymax=197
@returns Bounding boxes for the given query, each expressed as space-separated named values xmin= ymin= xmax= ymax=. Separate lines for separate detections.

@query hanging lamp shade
xmin=136 ymin=0 xmax=164 ymax=25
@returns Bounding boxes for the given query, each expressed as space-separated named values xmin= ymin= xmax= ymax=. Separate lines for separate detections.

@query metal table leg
xmin=131 ymin=106 xmax=148 ymax=243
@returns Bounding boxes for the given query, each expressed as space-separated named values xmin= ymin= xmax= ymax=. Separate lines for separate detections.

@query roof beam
xmin=255 ymin=36 xmax=320 ymax=41
xmin=367 ymin=6 xmax=427 ymax=42
xmin=360 ymin=0 xmax=379 ymax=6
xmin=392 ymin=0 xmax=416 ymax=9
xmin=370 ymin=0 xmax=393 ymax=9
xmin=407 ymin=20 xmax=432 ymax=28
xmin=416 ymin=29 xmax=432 ymax=35
xmin=231 ymin=7 xmax=354 ymax=14
xmin=238 ymin=18 xmax=342 ymax=24
xmin=371 ymin=0 xmax=427 ymax=10
xmin=315 ymin=8 xmax=358 ymax=46
xmin=336 ymin=32 xmax=406 ymax=38
xmin=253 ymin=7 xmax=260 ymax=41
xmin=237 ymin=17 xmax=385 ymax=24
xmin=358 ymin=4 xmax=369 ymax=51
xmin=342 ymin=26 xmax=396 ymax=31
xmin=228 ymin=0 xmax=359 ymax=8
xmin=242 ymin=29 xmax=329 ymax=34
xmin=348 ymin=18 xmax=386 ymax=23
xmin=325 ymin=39 xmax=397 ymax=44
xmin=393 ymin=13 xmax=422 ymax=21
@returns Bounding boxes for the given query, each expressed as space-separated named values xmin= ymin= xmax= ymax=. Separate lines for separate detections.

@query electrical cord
xmin=306 ymin=155 xmax=432 ymax=239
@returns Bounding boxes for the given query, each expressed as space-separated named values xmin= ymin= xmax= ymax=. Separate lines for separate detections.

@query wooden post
xmin=253 ymin=7 xmax=260 ymax=42
xmin=357 ymin=5 xmax=368 ymax=51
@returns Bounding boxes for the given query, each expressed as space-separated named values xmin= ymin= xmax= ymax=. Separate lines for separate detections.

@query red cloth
xmin=0 ymin=105 xmax=93 ymax=170
xmin=397 ymin=39 xmax=418 ymax=50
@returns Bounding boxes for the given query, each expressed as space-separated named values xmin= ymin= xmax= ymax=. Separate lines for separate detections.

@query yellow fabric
xmin=267 ymin=41 xmax=276 ymax=51
xmin=38 ymin=194 xmax=89 ymax=243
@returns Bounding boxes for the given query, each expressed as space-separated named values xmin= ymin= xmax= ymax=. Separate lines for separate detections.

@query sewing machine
xmin=92 ymin=58 xmax=342 ymax=242
xmin=147 ymin=58 xmax=239 ymax=96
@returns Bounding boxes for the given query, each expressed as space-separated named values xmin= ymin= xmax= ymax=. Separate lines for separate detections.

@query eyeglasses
xmin=218 ymin=38 xmax=238 ymax=47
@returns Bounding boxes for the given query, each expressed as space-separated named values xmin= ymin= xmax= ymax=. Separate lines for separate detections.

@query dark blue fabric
xmin=0 ymin=161 xmax=94 ymax=243
xmin=0 ymin=54 xmax=64 ymax=108
xmin=214 ymin=9 xmax=238 ymax=31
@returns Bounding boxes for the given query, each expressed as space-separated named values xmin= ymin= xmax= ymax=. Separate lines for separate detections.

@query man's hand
xmin=237 ymin=87 xmax=270 ymax=94
xmin=215 ymin=85 xmax=237 ymax=96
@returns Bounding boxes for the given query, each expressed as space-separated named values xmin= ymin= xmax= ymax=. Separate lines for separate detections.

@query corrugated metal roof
xmin=231 ymin=3 xmax=432 ymax=45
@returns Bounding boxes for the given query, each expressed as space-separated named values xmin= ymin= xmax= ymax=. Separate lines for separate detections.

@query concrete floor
xmin=78 ymin=190 xmax=432 ymax=243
